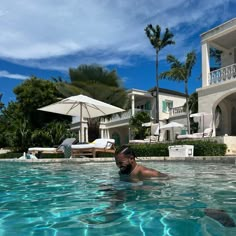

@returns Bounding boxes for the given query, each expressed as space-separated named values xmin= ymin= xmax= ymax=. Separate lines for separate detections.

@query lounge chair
xmin=129 ymin=123 xmax=160 ymax=144
xmin=177 ymin=128 xmax=213 ymax=140
xmin=28 ymin=138 xmax=77 ymax=158
xmin=71 ymin=138 xmax=115 ymax=158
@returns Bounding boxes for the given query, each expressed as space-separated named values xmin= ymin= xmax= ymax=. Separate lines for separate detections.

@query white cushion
xmin=71 ymin=144 xmax=95 ymax=149
xmin=28 ymin=147 xmax=57 ymax=152
xmin=72 ymin=139 xmax=115 ymax=150
xmin=94 ymin=139 xmax=115 ymax=148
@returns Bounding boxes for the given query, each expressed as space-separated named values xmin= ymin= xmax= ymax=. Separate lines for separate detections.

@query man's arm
xmin=140 ymin=166 xmax=168 ymax=178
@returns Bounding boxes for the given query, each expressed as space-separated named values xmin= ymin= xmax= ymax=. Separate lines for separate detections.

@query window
xmin=162 ymin=100 xmax=173 ymax=113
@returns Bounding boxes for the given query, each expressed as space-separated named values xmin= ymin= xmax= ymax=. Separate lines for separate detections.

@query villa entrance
xmin=215 ymin=92 xmax=236 ymax=136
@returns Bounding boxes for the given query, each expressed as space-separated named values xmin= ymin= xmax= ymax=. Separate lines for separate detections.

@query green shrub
xmin=0 ymin=152 xmax=22 ymax=159
xmin=128 ymin=140 xmax=227 ymax=157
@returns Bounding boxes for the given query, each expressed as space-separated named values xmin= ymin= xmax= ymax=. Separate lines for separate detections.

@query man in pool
xmin=115 ymin=145 xmax=168 ymax=180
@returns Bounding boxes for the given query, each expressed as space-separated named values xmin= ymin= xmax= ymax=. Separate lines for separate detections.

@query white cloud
xmin=0 ymin=0 xmax=232 ymax=70
xmin=0 ymin=70 xmax=28 ymax=80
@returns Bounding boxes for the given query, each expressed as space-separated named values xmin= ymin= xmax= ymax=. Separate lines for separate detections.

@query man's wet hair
xmin=115 ymin=145 xmax=136 ymax=159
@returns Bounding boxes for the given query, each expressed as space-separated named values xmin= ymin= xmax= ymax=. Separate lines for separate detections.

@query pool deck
xmin=0 ymin=156 xmax=235 ymax=164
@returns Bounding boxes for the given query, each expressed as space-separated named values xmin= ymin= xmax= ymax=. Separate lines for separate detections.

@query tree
xmin=55 ymin=64 xmax=128 ymax=141
xmin=160 ymin=51 xmax=197 ymax=133
xmin=14 ymin=76 xmax=68 ymax=129
xmin=0 ymin=93 xmax=4 ymax=111
xmin=0 ymin=77 xmax=72 ymax=151
xmin=184 ymin=92 xmax=198 ymax=133
xmin=145 ymin=24 xmax=175 ymax=124
xmin=129 ymin=111 xmax=151 ymax=139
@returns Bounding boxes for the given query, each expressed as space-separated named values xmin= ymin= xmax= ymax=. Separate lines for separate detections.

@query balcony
xmin=169 ymin=106 xmax=186 ymax=117
xmin=100 ymin=108 xmax=152 ymax=124
xmin=209 ymin=63 xmax=236 ymax=85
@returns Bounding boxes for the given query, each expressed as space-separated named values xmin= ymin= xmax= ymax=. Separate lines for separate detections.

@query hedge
xmin=128 ymin=140 xmax=227 ymax=157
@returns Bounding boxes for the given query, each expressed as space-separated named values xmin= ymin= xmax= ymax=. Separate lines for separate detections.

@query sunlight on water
xmin=0 ymin=162 xmax=235 ymax=235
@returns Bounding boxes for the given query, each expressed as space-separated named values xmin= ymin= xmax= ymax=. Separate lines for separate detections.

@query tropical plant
xmin=54 ymin=64 xmax=128 ymax=141
xmin=0 ymin=77 xmax=71 ymax=151
xmin=145 ymin=24 xmax=175 ymax=123
xmin=160 ymin=51 xmax=197 ymax=133
xmin=129 ymin=111 xmax=151 ymax=139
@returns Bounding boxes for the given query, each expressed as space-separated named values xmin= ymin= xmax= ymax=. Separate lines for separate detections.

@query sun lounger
xmin=28 ymin=138 xmax=77 ymax=158
xmin=71 ymin=138 xmax=115 ymax=158
xmin=177 ymin=128 xmax=213 ymax=140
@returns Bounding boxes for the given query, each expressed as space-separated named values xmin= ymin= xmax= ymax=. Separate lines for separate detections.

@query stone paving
xmin=0 ymin=156 xmax=235 ymax=164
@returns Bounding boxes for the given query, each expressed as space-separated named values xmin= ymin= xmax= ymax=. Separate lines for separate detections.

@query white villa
xmin=71 ymin=18 xmax=236 ymax=154
xmin=71 ymin=87 xmax=187 ymax=145
xmin=199 ymin=18 xmax=236 ymax=154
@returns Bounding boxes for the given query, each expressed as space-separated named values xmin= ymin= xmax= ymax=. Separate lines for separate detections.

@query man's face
xmin=115 ymin=153 xmax=133 ymax=175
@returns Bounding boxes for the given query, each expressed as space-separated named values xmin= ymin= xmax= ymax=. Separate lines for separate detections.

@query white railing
xmin=100 ymin=108 xmax=152 ymax=123
xmin=169 ymin=106 xmax=186 ymax=116
xmin=209 ymin=63 xmax=236 ymax=85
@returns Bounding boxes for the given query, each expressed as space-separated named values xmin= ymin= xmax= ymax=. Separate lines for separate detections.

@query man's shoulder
xmin=138 ymin=165 xmax=168 ymax=178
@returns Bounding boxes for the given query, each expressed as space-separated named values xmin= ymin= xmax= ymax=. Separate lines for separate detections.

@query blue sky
xmin=0 ymin=0 xmax=235 ymax=105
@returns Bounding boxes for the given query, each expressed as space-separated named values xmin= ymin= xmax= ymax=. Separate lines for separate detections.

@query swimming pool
xmin=0 ymin=161 xmax=235 ymax=235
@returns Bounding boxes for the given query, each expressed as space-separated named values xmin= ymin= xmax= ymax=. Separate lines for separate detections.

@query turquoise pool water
xmin=0 ymin=161 xmax=236 ymax=236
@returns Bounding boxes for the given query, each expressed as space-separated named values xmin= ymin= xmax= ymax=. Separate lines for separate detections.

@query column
xmin=131 ymin=94 xmax=135 ymax=116
xmin=201 ymin=42 xmax=210 ymax=87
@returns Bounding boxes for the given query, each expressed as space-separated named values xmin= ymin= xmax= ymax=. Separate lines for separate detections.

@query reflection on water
xmin=0 ymin=162 xmax=235 ymax=235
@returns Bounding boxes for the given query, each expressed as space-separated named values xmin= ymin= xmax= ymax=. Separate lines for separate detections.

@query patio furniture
xmin=28 ymin=138 xmax=77 ymax=158
xmin=176 ymin=128 xmax=213 ymax=140
xmin=71 ymin=138 xmax=116 ymax=158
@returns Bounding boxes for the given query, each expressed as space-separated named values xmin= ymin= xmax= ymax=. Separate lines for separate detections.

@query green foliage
xmin=129 ymin=140 xmax=227 ymax=157
xmin=160 ymin=51 xmax=197 ymax=133
xmin=0 ymin=77 xmax=72 ymax=151
xmin=174 ymin=140 xmax=227 ymax=156
xmin=56 ymin=64 xmax=128 ymax=141
xmin=144 ymin=25 xmax=175 ymax=53
xmin=183 ymin=92 xmax=199 ymax=133
xmin=0 ymin=93 xmax=4 ymax=111
xmin=13 ymin=77 xmax=67 ymax=129
xmin=129 ymin=143 xmax=169 ymax=157
xmin=145 ymin=24 xmax=175 ymax=123
xmin=0 ymin=152 xmax=23 ymax=159
xmin=129 ymin=112 xmax=151 ymax=139
xmin=57 ymin=64 xmax=128 ymax=109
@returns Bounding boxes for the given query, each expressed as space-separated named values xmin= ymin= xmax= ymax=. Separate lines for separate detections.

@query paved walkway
xmin=0 ymin=156 xmax=235 ymax=164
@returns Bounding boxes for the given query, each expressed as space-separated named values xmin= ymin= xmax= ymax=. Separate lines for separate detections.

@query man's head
xmin=115 ymin=146 xmax=136 ymax=175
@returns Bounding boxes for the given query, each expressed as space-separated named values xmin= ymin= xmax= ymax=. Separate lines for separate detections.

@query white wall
xmin=159 ymin=93 xmax=186 ymax=120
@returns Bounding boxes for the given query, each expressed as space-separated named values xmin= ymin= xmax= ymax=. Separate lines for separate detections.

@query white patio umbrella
xmin=38 ymin=95 xmax=125 ymax=142
xmin=190 ymin=112 xmax=212 ymax=132
xmin=160 ymin=122 xmax=184 ymax=141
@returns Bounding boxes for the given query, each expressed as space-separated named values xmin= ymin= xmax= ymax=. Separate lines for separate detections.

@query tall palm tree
xmin=160 ymin=51 xmax=197 ymax=133
xmin=145 ymin=24 xmax=175 ymax=124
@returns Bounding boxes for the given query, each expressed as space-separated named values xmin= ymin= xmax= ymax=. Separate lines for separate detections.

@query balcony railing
xmin=100 ymin=108 xmax=152 ymax=123
xmin=169 ymin=106 xmax=186 ymax=116
xmin=209 ymin=63 xmax=236 ymax=85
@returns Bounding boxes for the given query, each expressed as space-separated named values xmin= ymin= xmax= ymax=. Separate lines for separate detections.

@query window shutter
xmin=162 ymin=101 xmax=167 ymax=112
xmin=145 ymin=101 xmax=151 ymax=110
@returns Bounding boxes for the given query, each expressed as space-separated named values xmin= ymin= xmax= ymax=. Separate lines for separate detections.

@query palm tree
xmin=160 ymin=51 xmax=197 ymax=133
xmin=0 ymin=93 xmax=4 ymax=111
xmin=145 ymin=24 xmax=175 ymax=124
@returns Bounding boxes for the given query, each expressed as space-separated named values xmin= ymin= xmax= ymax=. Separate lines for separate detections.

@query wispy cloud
xmin=0 ymin=0 xmax=233 ymax=71
xmin=0 ymin=70 xmax=28 ymax=80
